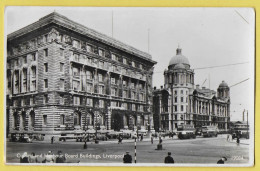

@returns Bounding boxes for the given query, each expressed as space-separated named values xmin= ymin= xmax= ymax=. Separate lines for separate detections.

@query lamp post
xmin=94 ymin=112 xmax=99 ymax=144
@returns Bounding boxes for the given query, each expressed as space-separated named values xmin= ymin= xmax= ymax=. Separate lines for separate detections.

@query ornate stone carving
xmin=48 ymin=28 xmax=60 ymax=42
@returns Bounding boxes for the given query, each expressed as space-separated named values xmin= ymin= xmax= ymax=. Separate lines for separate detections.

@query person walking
xmin=56 ymin=151 xmax=66 ymax=163
xmin=151 ymin=136 xmax=154 ymax=144
xmin=164 ymin=152 xmax=174 ymax=163
xmin=123 ymin=151 xmax=132 ymax=163
xmin=51 ymin=136 xmax=54 ymax=144
xmin=217 ymin=157 xmax=227 ymax=164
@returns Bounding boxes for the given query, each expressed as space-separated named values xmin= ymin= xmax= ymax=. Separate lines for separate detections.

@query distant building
xmin=6 ymin=12 xmax=157 ymax=138
xmin=153 ymin=47 xmax=230 ymax=132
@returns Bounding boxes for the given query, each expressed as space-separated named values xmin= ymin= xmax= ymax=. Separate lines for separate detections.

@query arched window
xmin=30 ymin=111 xmax=35 ymax=128
xmin=60 ymin=114 xmax=65 ymax=125
xmin=13 ymin=112 xmax=19 ymax=129
xmin=21 ymin=111 xmax=26 ymax=129
xmin=74 ymin=112 xmax=81 ymax=126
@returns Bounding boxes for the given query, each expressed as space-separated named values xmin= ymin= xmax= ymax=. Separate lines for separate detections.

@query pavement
xmin=6 ymin=134 xmax=251 ymax=165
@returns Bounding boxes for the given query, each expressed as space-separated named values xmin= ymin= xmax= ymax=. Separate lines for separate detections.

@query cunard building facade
xmin=6 ymin=12 xmax=156 ymax=138
xmin=153 ymin=47 xmax=230 ymax=132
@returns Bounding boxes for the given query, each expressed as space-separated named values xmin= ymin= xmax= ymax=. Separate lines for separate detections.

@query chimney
xmin=196 ymin=84 xmax=200 ymax=89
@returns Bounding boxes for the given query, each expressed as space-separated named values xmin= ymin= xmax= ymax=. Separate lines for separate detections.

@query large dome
xmin=169 ymin=48 xmax=190 ymax=66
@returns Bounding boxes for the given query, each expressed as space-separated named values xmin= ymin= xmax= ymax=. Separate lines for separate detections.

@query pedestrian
xmin=151 ymin=136 xmax=154 ymax=144
xmin=29 ymin=152 xmax=38 ymax=163
xmin=56 ymin=151 xmax=66 ymax=163
xmin=164 ymin=152 xmax=174 ymax=163
xmin=20 ymin=152 xmax=29 ymax=163
xmin=237 ymin=137 xmax=240 ymax=144
xmin=227 ymin=134 xmax=230 ymax=141
xmin=141 ymin=134 xmax=143 ymax=141
xmin=43 ymin=151 xmax=55 ymax=163
xmin=51 ymin=136 xmax=54 ymax=144
xmin=217 ymin=157 xmax=227 ymax=164
xmin=123 ymin=151 xmax=132 ymax=163
xmin=118 ymin=135 xmax=122 ymax=144
xmin=159 ymin=137 xmax=163 ymax=144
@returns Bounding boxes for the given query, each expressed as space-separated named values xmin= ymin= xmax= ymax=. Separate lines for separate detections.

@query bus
xmin=201 ymin=126 xmax=218 ymax=137
xmin=177 ymin=125 xmax=196 ymax=139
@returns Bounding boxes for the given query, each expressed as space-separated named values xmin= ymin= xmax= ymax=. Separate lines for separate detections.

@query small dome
xmin=169 ymin=47 xmax=190 ymax=66
xmin=219 ymin=81 xmax=229 ymax=88
xmin=174 ymin=63 xmax=185 ymax=69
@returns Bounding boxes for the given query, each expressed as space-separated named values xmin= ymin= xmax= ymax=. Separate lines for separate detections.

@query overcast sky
xmin=5 ymin=7 xmax=255 ymax=122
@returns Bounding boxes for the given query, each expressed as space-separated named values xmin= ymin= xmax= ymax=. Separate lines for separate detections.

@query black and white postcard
xmin=4 ymin=6 xmax=255 ymax=166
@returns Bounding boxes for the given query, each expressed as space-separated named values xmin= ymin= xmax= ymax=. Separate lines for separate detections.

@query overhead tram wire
xmin=230 ymin=78 xmax=250 ymax=88
xmin=153 ymin=61 xmax=249 ymax=74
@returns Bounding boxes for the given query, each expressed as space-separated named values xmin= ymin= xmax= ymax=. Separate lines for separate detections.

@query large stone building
xmin=153 ymin=47 xmax=230 ymax=132
xmin=6 ymin=12 xmax=156 ymax=138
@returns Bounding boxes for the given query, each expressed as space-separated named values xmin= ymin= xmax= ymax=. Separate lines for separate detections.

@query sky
xmin=5 ymin=7 xmax=255 ymax=122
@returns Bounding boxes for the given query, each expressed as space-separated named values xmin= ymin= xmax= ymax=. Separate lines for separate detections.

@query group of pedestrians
xmin=20 ymin=150 xmax=66 ymax=163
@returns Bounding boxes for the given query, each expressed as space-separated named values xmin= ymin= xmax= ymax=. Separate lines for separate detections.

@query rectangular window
xmin=86 ymin=83 xmax=92 ymax=92
xmin=175 ymin=97 xmax=177 ymax=103
xmin=131 ymin=92 xmax=135 ymax=99
xmin=131 ymin=83 xmax=135 ymax=89
xmin=86 ymin=44 xmax=93 ymax=53
xmin=73 ymin=80 xmax=80 ymax=91
xmin=98 ymin=74 xmax=103 ymax=82
xmin=132 ymin=104 xmax=136 ymax=111
xmin=111 ymin=77 xmax=115 ymax=85
xmin=43 ymin=115 xmax=47 ymax=125
xmin=111 ymin=54 xmax=118 ymax=61
xmin=98 ymin=49 xmax=105 ymax=57
xmin=181 ymin=105 xmax=184 ymax=111
xmin=181 ymin=97 xmax=184 ymax=102
xmin=132 ymin=61 xmax=135 ymax=67
xmin=123 ymin=90 xmax=127 ymax=98
xmin=44 ymin=94 xmax=48 ymax=104
xmin=140 ymin=105 xmax=144 ymax=112
xmin=181 ymin=90 xmax=183 ymax=94
xmin=60 ymin=48 xmax=64 ymax=57
xmin=44 ymin=79 xmax=48 ymax=89
xmin=175 ymin=91 xmax=177 ymax=95
xmin=60 ymin=79 xmax=65 ymax=90
xmin=73 ymin=40 xmax=80 ymax=48
xmin=44 ymin=63 xmax=48 ymax=72
xmin=73 ymin=67 xmax=80 ymax=77
xmin=139 ymin=93 xmax=144 ymax=101
xmin=111 ymin=88 xmax=116 ymax=96
xmin=123 ymin=58 xmax=127 ymax=64
xmin=86 ymin=71 xmax=92 ymax=80
xmin=60 ymin=95 xmax=64 ymax=105
xmin=30 ymin=97 xmax=35 ymax=105
xmin=73 ymin=96 xmax=80 ymax=105
xmin=175 ymin=105 xmax=178 ymax=112
xmin=43 ymin=49 xmax=48 ymax=57
xmin=99 ymin=85 xmax=104 ymax=94
xmin=123 ymin=80 xmax=127 ymax=87
xmin=60 ymin=63 xmax=64 ymax=72
xmin=31 ymin=66 xmax=36 ymax=78
xmin=32 ymin=53 xmax=36 ymax=61
xmin=31 ymin=80 xmax=36 ymax=91
xmin=86 ymin=98 xmax=93 ymax=106
xmin=73 ymin=53 xmax=79 ymax=61
xmin=99 ymin=100 xmax=104 ymax=108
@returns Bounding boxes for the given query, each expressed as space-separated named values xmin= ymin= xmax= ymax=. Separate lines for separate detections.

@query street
xmin=6 ymin=135 xmax=250 ymax=165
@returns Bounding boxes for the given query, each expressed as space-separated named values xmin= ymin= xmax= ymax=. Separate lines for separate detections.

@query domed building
xmin=153 ymin=47 xmax=230 ymax=132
